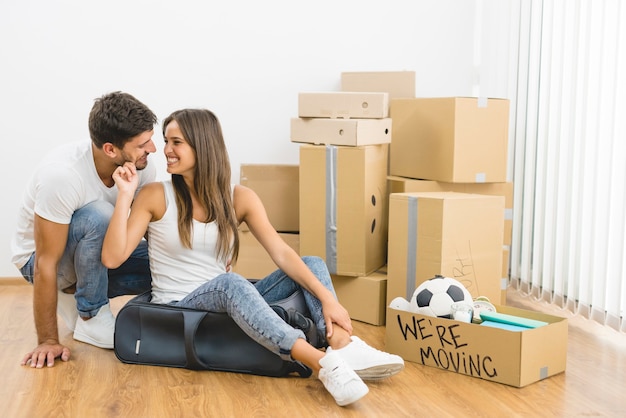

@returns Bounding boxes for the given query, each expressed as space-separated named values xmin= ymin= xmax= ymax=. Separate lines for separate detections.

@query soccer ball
xmin=410 ymin=275 xmax=473 ymax=318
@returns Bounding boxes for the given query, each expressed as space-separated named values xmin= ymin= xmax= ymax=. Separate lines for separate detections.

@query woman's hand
xmin=322 ymin=298 xmax=353 ymax=339
xmin=112 ymin=162 xmax=139 ymax=196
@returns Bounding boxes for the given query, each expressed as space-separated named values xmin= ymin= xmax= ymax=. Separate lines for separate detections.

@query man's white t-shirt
xmin=11 ymin=140 xmax=156 ymax=269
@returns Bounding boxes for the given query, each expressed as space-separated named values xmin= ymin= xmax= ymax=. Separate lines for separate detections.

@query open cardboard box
xmin=385 ymin=305 xmax=568 ymax=387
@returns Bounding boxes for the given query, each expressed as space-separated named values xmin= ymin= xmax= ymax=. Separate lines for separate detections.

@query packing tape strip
xmin=325 ymin=145 xmax=338 ymax=274
xmin=406 ymin=195 xmax=418 ymax=300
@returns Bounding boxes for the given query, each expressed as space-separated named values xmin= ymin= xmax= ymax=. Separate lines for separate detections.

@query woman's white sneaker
xmin=318 ymin=351 xmax=369 ymax=406
xmin=326 ymin=336 xmax=405 ymax=380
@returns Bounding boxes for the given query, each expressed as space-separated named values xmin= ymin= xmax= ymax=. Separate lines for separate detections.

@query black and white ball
xmin=410 ymin=275 xmax=473 ymax=318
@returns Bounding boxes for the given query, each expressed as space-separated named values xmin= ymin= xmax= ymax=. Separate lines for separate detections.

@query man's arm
xmin=21 ymin=215 xmax=71 ymax=368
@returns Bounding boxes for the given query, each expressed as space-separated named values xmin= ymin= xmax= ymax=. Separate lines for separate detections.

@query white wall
xmin=0 ymin=0 xmax=515 ymax=277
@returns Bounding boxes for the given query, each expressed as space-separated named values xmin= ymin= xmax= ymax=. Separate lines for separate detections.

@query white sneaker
xmin=57 ymin=290 xmax=78 ymax=331
xmin=318 ymin=351 xmax=369 ymax=406
xmin=73 ymin=303 xmax=115 ymax=349
xmin=327 ymin=336 xmax=405 ymax=380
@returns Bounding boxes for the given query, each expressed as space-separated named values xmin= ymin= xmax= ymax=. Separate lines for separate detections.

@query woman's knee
xmin=301 ymin=256 xmax=331 ymax=281
xmin=301 ymin=256 xmax=326 ymax=271
xmin=215 ymin=272 xmax=254 ymax=291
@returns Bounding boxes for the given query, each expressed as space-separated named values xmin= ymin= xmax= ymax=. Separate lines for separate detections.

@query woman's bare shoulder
xmin=138 ymin=181 xmax=166 ymax=197
xmin=135 ymin=181 xmax=167 ymax=219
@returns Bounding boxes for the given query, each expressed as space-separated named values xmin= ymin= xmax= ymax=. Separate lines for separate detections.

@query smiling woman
xmin=101 ymin=107 xmax=404 ymax=406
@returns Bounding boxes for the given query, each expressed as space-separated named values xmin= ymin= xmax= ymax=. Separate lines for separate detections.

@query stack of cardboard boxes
xmin=385 ymin=96 xmax=511 ymax=307
xmin=291 ymin=88 xmax=393 ymax=326
xmin=235 ymin=71 xmax=567 ymax=387
xmin=367 ymin=74 xmax=566 ymax=388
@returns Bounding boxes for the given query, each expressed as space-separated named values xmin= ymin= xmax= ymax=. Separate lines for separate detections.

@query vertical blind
xmin=510 ymin=0 xmax=626 ymax=332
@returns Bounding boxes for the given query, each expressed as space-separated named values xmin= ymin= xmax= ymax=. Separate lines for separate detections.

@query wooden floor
xmin=2 ymin=278 xmax=626 ymax=418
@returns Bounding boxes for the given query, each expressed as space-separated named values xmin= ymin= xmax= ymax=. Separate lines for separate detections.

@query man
xmin=12 ymin=91 xmax=158 ymax=368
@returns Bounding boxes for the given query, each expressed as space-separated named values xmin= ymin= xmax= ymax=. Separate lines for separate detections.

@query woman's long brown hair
xmin=162 ymin=109 xmax=239 ymax=264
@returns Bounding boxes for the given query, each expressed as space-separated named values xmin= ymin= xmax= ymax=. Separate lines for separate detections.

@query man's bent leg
xmin=60 ymin=201 xmax=117 ymax=349
xmin=58 ymin=201 xmax=112 ymax=319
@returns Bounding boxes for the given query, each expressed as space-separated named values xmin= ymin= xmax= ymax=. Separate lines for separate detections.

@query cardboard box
xmin=240 ymin=164 xmax=299 ymax=232
xmin=341 ymin=71 xmax=416 ymax=99
xmin=388 ymin=176 xmax=513 ymax=298
xmin=299 ymin=144 xmax=388 ymax=276
xmin=387 ymin=192 xmax=505 ymax=306
xmin=332 ymin=271 xmax=387 ymax=326
xmin=233 ymin=230 xmax=299 ymax=279
xmin=389 ymin=97 xmax=510 ymax=183
xmin=387 ymin=175 xmax=514 ymax=247
xmin=385 ymin=305 xmax=567 ymax=387
xmin=291 ymin=117 xmax=392 ymax=146
xmin=298 ymin=91 xmax=389 ymax=119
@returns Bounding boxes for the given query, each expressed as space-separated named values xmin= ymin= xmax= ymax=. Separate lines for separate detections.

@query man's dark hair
xmin=88 ymin=91 xmax=157 ymax=149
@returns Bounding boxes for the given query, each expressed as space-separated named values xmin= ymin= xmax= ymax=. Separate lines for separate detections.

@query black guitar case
xmin=114 ymin=288 xmax=319 ymax=378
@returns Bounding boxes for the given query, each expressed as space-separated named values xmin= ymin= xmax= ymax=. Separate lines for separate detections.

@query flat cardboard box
xmin=389 ymin=97 xmax=509 ymax=183
xmin=233 ymin=230 xmax=299 ymax=279
xmin=332 ymin=271 xmax=387 ymax=326
xmin=291 ymin=117 xmax=392 ymax=146
xmin=299 ymin=144 xmax=388 ymax=276
xmin=298 ymin=91 xmax=389 ymax=119
xmin=239 ymin=164 xmax=299 ymax=232
xmin=385 ymin=305 xmax=568 ymax=387
xmin=387 ymin=192 xmax=505 ymax=307
xmin=341 ymin=71 xmax=416 ymax=99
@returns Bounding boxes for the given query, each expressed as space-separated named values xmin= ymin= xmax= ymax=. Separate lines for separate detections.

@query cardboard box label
xmin=385 ymin=306 xmax=568 ymax=387
xmin=391 ymin=311 xmax=500 ymax=379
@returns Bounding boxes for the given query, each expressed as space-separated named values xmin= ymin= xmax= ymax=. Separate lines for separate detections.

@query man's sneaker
xmin=57 ymin=290 xmax=78 ymax=331
xmin=73 ymin=303 xmax=115 ymax=349
xmin=327 ymin=336 xmax=405 ymax=380
xmin=318 ymin=351 xmax=369 ymax=406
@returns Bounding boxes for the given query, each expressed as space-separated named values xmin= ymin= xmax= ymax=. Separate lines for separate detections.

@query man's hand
xmin=21 ymin=342 xmax=71 ymax=368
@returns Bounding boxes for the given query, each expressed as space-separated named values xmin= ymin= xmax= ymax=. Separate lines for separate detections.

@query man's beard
xmin=118 ymin=150 xmax=149 ymax=170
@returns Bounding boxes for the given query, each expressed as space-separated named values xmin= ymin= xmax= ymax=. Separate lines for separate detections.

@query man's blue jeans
xmin=176 ymin=256 xmax=336 ymax=361
xmin=19 ymin=201 xmax=151 ymax=319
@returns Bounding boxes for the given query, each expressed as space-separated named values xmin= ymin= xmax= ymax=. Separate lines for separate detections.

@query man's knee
xmin=71 ymin=201 xmax=114 ymax=235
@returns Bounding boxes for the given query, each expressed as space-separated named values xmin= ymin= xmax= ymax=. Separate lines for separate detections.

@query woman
xmin=102 ymin=108 xmax=403 ymax=406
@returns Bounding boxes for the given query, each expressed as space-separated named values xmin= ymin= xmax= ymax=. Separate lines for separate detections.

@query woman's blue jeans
xmin=175 ymin=256 xmax=336 ymax=362
xmin=19 ymin=201 xmax=151 ymax=319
